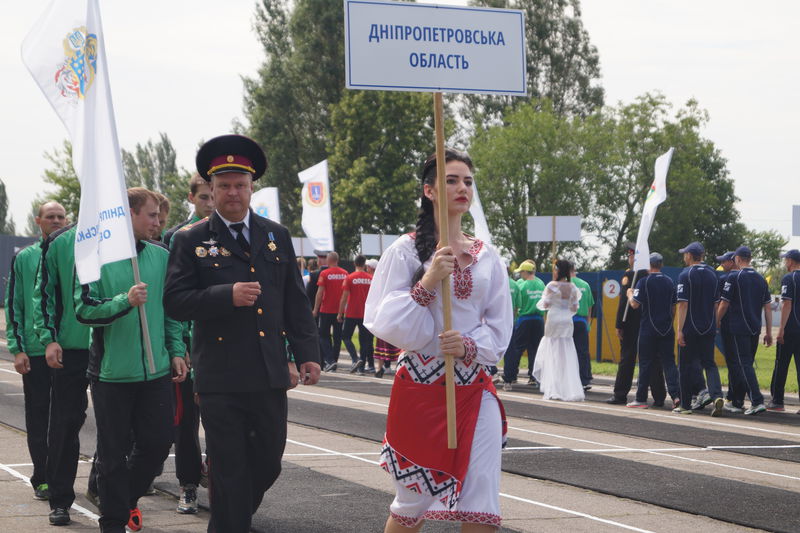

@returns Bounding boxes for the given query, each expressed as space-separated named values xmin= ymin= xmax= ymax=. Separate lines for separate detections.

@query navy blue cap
xmin=715 ymin=251 xmax=735 ymax=262
xmin=734 ymin=246 xmax=752 ymax=258
xmin=678 ymin=241 xmax=704 ymax=255
xmin=649 ymin=252 xmax=663 ymax=265
xmin=781 ymin=249 xmax=800 ymax=261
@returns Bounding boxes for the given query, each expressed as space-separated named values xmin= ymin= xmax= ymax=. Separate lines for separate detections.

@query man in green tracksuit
xmin=162 ymin=173 xmax=215 ymax=514
xmin=4 ymin=201 xmax=67 ymax=505
xmin=33 ymin=218 xmax=93 ymax=525
xmin=75 ymin=188 xmax=187 ymax=533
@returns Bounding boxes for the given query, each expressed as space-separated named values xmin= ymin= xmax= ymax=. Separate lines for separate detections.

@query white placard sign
xmin=344 ymin=0 xmax=526 ymax=95
xmin=793 ymin=205 xmax=800 ymax=237
xmin=527 ymin=216 xmax=582 ymax=242
xmin=291 ymin=237 xmax=315 ymax=257
xmin=361 ymin=233 xmax=400 ymax=256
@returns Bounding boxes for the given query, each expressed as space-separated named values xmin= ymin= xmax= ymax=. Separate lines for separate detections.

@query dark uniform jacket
xmin=164 ymin=210 xmax=320 ymax=392
xmin=616 ymin=269 xmax=649 ymax=331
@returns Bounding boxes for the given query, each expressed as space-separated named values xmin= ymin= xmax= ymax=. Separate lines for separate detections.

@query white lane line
xmin=0 ymin=462 xmax=99 ymax=522
xmin=290 ymin=388 xmax=389 ymax=408
xmin=4 ymin=393 xmax=24 ymax=396
xmin=499 ymin=391 xmax=800 ymax=438
xmin=508 ymin=426 xmax=800 ymax=481
xmin=293 ymin=389 xmax=800 ymax=480
xmin=285 ymin=438 xmax=655 ymax=532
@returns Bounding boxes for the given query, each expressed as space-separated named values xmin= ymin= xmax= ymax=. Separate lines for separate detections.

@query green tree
xmin=468 ymin=100 xmax=602 ymax=268
xmin=122 ymin=133 xmax=190 ymax=227
xmin=463 ymin=0 xmax=604 ymax=131
xmin=327 ymin=90 xmax=435 ymax=255
xmin=244 ymin=0 xmax=345 ymax=234
xmin=594 ymin=94 xmax=747 ymax=269
xmin=745 ymin=228 xmax=787 ymax=272
xmin=41 ymin=141 xmax=81 ymax=221
xmin=0 ymin=179 xmax=16 ymax=235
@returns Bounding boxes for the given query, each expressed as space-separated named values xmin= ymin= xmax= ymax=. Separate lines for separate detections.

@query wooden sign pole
xmin=433 ymin=92 xmax=457 ymax=450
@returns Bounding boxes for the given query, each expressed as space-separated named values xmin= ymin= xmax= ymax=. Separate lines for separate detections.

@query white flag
xmin=633 ymin=148 xmax=674 ymax=272
xmin=298 ymin=160 xmax=334 ymax=251
xmin=22 ymin=0 xmax=135 ymax=284
xmin=251 ymin=187 xmax=281 ymax=223
xmin=469 ymin=179 xmax=492 ymax=246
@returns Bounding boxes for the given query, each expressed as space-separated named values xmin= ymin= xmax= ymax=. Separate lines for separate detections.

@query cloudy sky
xmin=2 ymin=0 xmax=798 ymax=248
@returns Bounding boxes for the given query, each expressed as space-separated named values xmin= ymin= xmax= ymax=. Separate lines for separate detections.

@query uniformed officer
xmin=164 ymin=134 xmax=321 ymax=533
xmin=715 ymin=251 xmax=742 ymax=412
xmin=606 ymin=242 xmax=666 ymax=405
xmin=717 ymin=246 xmax=772 ymax=415
xmin=770 ymin=249 xmax=800 ymax=412
xmin=675 ymin=241 xmax=724 ymax=415
xmin=625 ymin=253 xmax=680 ymax=408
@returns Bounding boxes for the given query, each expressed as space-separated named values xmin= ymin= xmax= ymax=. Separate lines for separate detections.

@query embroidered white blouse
xmin=364 ymin=234 xmax=512 ymax=367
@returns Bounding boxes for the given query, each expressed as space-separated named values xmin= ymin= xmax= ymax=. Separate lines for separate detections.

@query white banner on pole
xmin=360 ymin=234 xmax=400 ymax=256
xmin=298 ymin=160 xmax=334 ymax=251
xmin=633 ymin=148 xmax=674 ymax=272
xmin=22 ymin=0 xmax=136 ymax=284
xmin=344 ymin=0 xmax=526 ymax=95
xmin=526 ymin=216 xmax=581 ymax=242
xmin=251 ymin=187 xmax=281 ymax=223
xmin=469 ymin=180 xmax=492 ymax=245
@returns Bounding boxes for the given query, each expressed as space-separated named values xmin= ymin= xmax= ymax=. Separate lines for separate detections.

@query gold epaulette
xmin=180 ymin=217 xmax=209 ymax=231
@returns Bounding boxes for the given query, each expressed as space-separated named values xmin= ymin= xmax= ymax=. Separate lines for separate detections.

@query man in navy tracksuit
xmin=717 ymin=246 xmax=772 ymax=415
xmin=675 ymin=241 xmax=724 ymax=416
xmin=625 ymin=253 xmax=680 ymax=408
xmin=770 ymin=249 xmax=800 ymax=412
xmin=715 ymin=251 xmax=742 ymax=412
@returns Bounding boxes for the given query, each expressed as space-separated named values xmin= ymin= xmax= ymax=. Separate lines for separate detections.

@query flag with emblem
xmin=633 ymin=148 xmax=674 ymax=272
xmin=298 ymin=160 xmax=334 ymax=251
xmin=21 ymin=0 xmax=135 ymax=284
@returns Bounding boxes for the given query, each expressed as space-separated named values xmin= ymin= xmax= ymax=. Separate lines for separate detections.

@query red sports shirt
xmin=318 ymin=266 xmax=348 ymax=314
xmin=342 ymin=270 xmax=373 ymax=319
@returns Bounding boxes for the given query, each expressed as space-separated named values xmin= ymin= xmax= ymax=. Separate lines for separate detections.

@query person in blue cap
xmin=770 ymin=249 xmax=800 ymax=413
xmin=717 ymin=246 xmax=772 ymax=415
xmin=713 ymin=251 xmax=743 ymax=412
xmin=625 ymin=252 xmax=680 ymax=408
xmin=675 ymin=241 xmax=725 ymax=415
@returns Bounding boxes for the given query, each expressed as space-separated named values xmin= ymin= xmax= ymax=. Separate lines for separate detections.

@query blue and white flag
xmin=22 ymin=0 xmax=135 ymax=284
xmin=633 ymin=148 xmax=674 ymax=272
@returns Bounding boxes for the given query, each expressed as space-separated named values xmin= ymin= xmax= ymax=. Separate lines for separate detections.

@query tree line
xmin=3 ymin=0 xmax=786 ymax=278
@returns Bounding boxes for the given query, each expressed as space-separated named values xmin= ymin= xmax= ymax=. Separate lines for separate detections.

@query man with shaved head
xmin=5 ymin=201 xmax=67 ymax=524
xmin=314 ymin=251 xmax=348 ymax=371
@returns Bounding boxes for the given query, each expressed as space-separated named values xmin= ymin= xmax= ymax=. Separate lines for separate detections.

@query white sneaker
xmin=626 ymin=401 xmax=648 ymax=408
xmin=745 ymin=404 xmax=767 ymax=416
xmin=723 ymin=401 xmax=744 ymax=414
xmin=710 ymin=397 xmax=724 ymax=417
xmin=502 ymin=382 xmax=513 ymax=392
xmin=176 ymin=484 xmax=198 ymax=514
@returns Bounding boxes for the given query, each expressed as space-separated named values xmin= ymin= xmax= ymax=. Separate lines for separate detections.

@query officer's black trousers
xmin=47 ymin=349 xmax=89 ymax=509
xmin=91 ymin=375 xmax=173 ymax=533
xmin=22 ymin=356 xmax=51 ymax=489
xmin=771 ymin=329 xmax=800 ymax=405
xmin=200 ymin=389 xmax=287 ymax=533
xmin=612 ymin=327 xmax=666 ymax=402
xmin=174 ymin=376 xmax=202 ymax=486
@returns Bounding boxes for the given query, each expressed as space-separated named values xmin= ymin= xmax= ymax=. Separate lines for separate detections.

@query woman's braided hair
xmin=411 ymin=148 xmax=474 ymax=285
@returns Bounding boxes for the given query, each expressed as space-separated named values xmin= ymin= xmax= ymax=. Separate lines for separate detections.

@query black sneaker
xmin=323 ymin=362 xmax=338 ymax=372
xmin=605 ymin=396 xmax=627 ymax=405
xmin=34 ymin=483 xmax=49 ymax=500
xmin=49 ymin=507 xmax=70 ymax=526
xmin=350 ymin=361 xmax=364 ymax=374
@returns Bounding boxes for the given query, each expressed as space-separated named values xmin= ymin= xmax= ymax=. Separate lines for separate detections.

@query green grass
xmin=506 ymin=344 xmax=798 ymax=394
xmin=347 ymin=330 xmax=799 ymax=394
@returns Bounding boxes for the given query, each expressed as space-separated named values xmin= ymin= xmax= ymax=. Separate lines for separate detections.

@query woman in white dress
xmin=364 ymin=149 xmax=512 ymax=532
xmin=532 ymin=259 xmax=585 ymax=402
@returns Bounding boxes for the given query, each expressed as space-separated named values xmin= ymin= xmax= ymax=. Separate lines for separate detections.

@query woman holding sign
xmin=364 ymin=149 xmax=512 ymax=531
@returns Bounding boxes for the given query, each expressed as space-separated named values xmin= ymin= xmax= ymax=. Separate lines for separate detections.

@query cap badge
xmin=195 ymin=247 xmax=207 ymax=258
xmin=226 ymin=155 xmax=234 ymax=162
